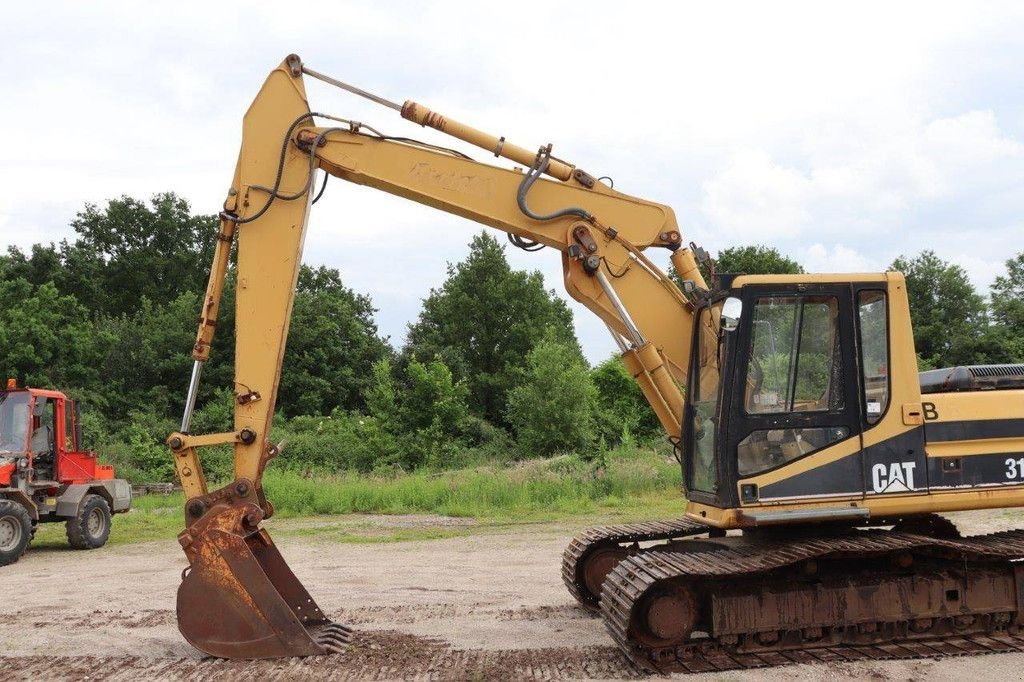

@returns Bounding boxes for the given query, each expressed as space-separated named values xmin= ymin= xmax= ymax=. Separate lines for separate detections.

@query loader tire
xmin=0 ymin=499 xmax=32 ymax=566
xmin=66 ymin=494 xmax=111 ymax=550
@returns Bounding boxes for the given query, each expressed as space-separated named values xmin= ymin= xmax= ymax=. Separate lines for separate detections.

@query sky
xmin=2 ymin=2 xmax=1023 ymax=363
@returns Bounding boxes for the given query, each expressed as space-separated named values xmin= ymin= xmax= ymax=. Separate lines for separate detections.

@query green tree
xmin=277 ymin=266 xmax=392 ymax=417
xmin=1 ymin=243 xmax=64 ymax=289
xmin=590 ymin=357 xmax=662 ymax=446
xmin=91 ymin=259 xmax=389 ymax=422
xmin=507 ymin=333 xmax=598 ymax=457
xmin=403 ymin=232 xmax=579 ymax=426
xmin=991 ymin=252 xmax=1024 ymax=361
xmin=2 ymin=194 xmax=217 ymax=319
xmin=0 ymin=279 xmax=112 ymax=390
xmin=96 ymin=292 xmax=200 ymax=421
xmin=367 ymin=357 xmax=470 ymax=470
xmin=670 ymin=245 xmax=803 ymax=290
xmin=66 ymin=193 xmax=217 ymax=317
xmin=891 ymin=251 xmax=988 ymax=367
xmin=712 ymin=245 xmax=804 ymax=277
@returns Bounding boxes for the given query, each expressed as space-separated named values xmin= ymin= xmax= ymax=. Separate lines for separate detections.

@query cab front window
xmin=738 ymin=295 xmax=848 ymax=476
xmin=689 ymin=304 xmax=722 ymax=493
xmin=0 ymin=392 xmax=30 ymax=455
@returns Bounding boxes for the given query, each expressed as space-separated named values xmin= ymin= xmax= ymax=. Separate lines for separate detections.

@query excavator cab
xmin=685 ymin=280 xmax=867 ymax=507
xmin=682 ymin=273 xmax=937 ymax=527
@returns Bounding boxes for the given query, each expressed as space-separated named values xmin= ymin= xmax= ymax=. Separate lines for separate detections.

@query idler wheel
xmin=643 ymin=588 xmax=697 ymax=644
xmin=583 ymin=546 xmax=628 ymax=601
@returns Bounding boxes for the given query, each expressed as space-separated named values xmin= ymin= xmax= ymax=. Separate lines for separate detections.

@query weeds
xmin=32 ymin=445 xmax=684 ymax=547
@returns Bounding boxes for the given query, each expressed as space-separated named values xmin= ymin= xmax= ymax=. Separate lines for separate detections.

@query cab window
xmin=745 ymin=296 xmax=844 ymax=414
xmin=857 ymin=291 xmax=889 ymax=423
xmin=738 ymin=295 xmax=848 ymax=476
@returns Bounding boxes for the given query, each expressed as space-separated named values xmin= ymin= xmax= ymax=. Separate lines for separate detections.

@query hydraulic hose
xmin=516 ymin=148 xmax=594 ymax=222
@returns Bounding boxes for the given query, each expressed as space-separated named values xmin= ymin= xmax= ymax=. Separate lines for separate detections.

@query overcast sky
xmin=3 ymin=2 xmax=1023 ymax=362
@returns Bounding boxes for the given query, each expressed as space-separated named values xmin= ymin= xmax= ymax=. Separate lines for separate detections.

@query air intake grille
xmin=919 ymin=364 xmax=1024 ymax=394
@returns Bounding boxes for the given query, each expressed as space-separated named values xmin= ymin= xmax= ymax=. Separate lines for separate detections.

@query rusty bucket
xmin=176 ymin=489 xmax=351 ymax=658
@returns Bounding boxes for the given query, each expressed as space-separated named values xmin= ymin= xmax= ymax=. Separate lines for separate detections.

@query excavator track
xmin=601 ymin=528 xmax=1024 ymax=673
xmin=561 ymin=518 xmax=710 ymax=608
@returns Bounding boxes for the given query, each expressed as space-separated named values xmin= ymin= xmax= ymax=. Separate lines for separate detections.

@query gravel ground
xmin=1 ymin=510 xmax=1022 ymax=680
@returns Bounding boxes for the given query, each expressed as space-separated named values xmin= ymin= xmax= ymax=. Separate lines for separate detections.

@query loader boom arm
xmin=166 ymin=55 xmax=713 ymax=659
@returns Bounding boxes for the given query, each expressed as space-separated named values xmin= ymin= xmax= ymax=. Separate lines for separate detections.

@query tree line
xmin=1 ymin=194 xmax=1021 ymax=482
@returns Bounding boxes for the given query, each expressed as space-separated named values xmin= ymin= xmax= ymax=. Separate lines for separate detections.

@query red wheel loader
xmin=0 ymin=380 xmax=131 ymax=565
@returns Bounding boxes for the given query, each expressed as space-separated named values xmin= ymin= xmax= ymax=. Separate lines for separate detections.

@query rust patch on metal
xmin=295 ymin=128 xmax=327 ymax=150
xmin=423 ymin=111 xmax=447 ymax=130
xmin=400 ymin=100 xmax=419 ymax=122
xmin=582 ymin=546 xmax=629 ymax=600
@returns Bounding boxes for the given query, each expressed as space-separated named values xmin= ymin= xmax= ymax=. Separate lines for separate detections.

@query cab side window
xmin=857 ymin=291 xmax=889 ymax=424
xmin=31 ymin=398 xmax=56 ymax=455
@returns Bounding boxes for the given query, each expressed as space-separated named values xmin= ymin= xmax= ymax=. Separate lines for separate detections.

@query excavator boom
xmin=167 ymin=55 xmax=712 ymax=658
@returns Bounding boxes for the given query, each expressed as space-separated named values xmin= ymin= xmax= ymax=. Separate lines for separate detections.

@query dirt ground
xmin=2 ymin=510 xmax=1023 ymax=681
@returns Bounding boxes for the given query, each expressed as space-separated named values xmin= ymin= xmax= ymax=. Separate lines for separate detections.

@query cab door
xmin=855 ymin=286 xmax=928 ymax=499
xmin=727 ymin=285 xmax=865 ymax=504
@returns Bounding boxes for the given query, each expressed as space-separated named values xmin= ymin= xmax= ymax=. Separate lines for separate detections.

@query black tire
xmin=0 ymin=499 xmax=32 ymax=566
xmin=66 ymin=494 xmax=112 ymax=550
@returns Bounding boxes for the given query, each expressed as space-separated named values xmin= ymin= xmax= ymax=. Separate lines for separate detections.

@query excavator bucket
xmin=177 ymin=523 xmax=351 ymax=658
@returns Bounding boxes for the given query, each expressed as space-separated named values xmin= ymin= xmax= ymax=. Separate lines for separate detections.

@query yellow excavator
xmin=167 ymin=55 xmax=1024 ymax=669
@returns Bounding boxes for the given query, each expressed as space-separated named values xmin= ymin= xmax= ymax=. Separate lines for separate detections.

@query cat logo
xmin=871 ymin=462 xmax=917 ymax=493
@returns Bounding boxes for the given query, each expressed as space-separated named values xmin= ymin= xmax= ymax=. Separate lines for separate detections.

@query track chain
xmin=601 ymin=528 xmax=1024 ymax=673
xmin=561 ymin=518 xmax=709 ymax=607
xmin=625 ymin=631 xmax=1024 ymax=675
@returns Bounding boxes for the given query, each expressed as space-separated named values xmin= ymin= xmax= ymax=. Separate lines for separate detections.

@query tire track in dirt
xmin=0 ymin=608 xmax=176 ymax=629
xmin=1 ymin=602 xmax=599 ymax=630
xmin=497 ymin=605 xmax=596 ymax=621
xmin=0 ymin=631 xmax=642 ymax=681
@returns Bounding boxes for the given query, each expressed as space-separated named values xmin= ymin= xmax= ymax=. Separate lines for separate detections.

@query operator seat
xmin=30 ymin=421 xmax=54 ymax=480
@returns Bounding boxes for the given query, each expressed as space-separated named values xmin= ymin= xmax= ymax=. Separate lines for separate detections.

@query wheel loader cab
xmin=683 ymin=273 xmax=922 ymax=527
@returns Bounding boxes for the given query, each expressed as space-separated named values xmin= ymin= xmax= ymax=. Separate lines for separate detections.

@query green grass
xmin=32 ymin=447 xmax=685 ymax=548
xmin=263 ymin=447 xmax=681 ymax=521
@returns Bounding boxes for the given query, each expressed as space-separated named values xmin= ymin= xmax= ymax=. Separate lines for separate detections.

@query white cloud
xmin=801 ymin=244 xmax=875 ymax=274
xmin=701 ymin=152 xmax=812 ymax=240
xmin=697 ymin=109 xmax=1024 ymax=288
xmin=2 ymin=2 xmax=1024 ymax=362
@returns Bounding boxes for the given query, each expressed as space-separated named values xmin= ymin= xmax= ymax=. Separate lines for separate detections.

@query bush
xmin=274 ymin=411 xmax=396 ymax=474
xmin=507 ymin=333 xmax=598 ymax=458
xmin=109 ymin=409 xmax=177 ymax=482
xmin=590 ymin=357 xmax=662 ymax=446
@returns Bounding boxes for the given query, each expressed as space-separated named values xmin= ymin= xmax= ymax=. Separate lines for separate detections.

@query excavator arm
xmin=167 ymin=54 xmax=713 ymax=659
